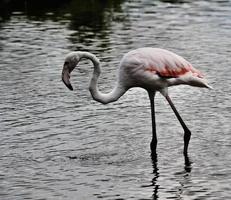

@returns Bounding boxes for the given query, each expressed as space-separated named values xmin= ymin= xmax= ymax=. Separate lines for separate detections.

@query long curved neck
xmin=79 ymin=52 xmax=126 ymax=104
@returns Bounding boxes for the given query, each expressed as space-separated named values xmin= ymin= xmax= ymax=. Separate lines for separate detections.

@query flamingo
xmin=61 ymin=47 xmax=212 ymax=156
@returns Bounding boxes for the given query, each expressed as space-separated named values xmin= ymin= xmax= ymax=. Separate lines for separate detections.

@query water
xmin=0 ymin=0 xmax=231 ymax=199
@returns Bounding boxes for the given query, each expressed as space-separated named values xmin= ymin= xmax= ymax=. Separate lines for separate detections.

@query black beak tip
xmin=68 ymin=84 xmax=73 ymax=91
xmin=62 ymin=78 xmax=73 ymax=91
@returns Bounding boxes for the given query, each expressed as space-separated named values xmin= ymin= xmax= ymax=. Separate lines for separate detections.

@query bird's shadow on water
xmin=150 ymin=152 xmax=192 ymax=200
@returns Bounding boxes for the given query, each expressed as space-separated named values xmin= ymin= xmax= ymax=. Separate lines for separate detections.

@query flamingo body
xmin=117 ymin=48 xmax=210 ymax=92
xmin=61 ymin=47 xmax=211 ymax=156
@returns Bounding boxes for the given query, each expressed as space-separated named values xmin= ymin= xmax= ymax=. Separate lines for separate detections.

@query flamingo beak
xmin=62 ymin=64 xmax=73 ymax=91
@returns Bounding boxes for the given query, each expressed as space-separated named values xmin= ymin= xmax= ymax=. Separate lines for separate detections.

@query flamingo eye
xmin=64 ymin=61 xmax=69 ymax=66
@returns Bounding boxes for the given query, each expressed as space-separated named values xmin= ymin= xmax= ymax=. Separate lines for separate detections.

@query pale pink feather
xmin=124 ymin=48 xmax=203 ymax=78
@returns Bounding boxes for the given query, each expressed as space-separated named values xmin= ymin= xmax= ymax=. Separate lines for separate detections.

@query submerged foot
xmin=184 ymin=153 xmax=192 ymax=173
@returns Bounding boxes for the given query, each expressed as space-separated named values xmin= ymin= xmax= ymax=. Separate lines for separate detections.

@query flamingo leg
xmin=165 ymin=95 xmax=191 ymax=155
xmin=148 ymin=92 xmax=157 ymax=157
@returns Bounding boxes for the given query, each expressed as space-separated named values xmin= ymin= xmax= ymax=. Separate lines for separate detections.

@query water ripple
xmin=0 ymin=0 xmax=231 ymax=199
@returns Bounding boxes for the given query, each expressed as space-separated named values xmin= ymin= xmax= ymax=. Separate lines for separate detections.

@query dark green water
xmin=0 ymin=0 xmax=230 ymax=199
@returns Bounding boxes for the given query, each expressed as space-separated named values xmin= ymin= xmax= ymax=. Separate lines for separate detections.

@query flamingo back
xmin=125 ymin=48 xmax=203 ymax=78
xmin=118 ymin=48 xmax=210 ymax=90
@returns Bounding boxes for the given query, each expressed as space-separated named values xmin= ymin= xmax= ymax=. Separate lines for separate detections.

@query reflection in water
xmin=68 ymin=0 xmax=124 ymax=30
xmin=0 ymin=0 xmax=126 ymax=50
xmin=67 ymin=0 xmax=126 ymax=51
xmin=151 ymin=154 xmax=159 ymax=200
xmin=184 ymin=153 xmax=192 ymax=173
xmin=174 ymin=155 xmax=193 ymax=199
xmin=160 ymin=0 xmax=185 ymax=3
xmin=150 ymin=152 xmax=192 ymax=199
xmin=0 ymin=0 xmax=71 ymax=20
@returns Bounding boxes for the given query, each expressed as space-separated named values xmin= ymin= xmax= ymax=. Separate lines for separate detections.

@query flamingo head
xmin=61 ymin=52 xmax=81 ymax=91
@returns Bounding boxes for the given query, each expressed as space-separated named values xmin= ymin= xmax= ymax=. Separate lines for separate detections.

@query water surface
xmin=0 ymin=0 xmax=231 ymax=199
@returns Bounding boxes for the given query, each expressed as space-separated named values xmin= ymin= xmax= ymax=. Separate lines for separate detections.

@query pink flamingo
xmin=62 ymin=47 xmax=212 ymax=156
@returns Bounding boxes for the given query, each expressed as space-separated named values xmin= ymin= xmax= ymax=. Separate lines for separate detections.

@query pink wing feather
xmin=133 ymin=48 xmax=204 ymax=78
